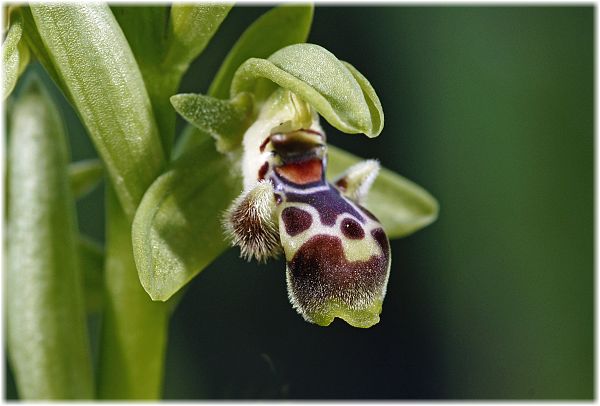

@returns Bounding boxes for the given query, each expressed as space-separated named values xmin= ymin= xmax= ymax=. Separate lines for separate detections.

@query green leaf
xmin=19 ymin=7 xmax=65 ymax=92
xmin=112 ymin=5 xmax=230 ymax=157
xmin=327 ymin=145 xmax=438 ymax=238
xmin=209 ymin=4 xmax=313 ymax=99
xmin=231 ymin=43 xmax=384 ymax=137
xmin=132 ymin=132 xmax=241 ymax=301
xmin=78 ymin=236 xmax=105 ymax=314
xmin=7 ymin=77 xmax=93 ymax=399
xmin=98 ymin=186 xmax=168 ymax=399
xmin=30 ymin=4 xmax=166 ymax=219
xmin=69 ymin=159 xmax=103 ymax=199
xmin=170 ymin=92 xmax=254 ymax=153
xmin=112 ymin=6 xmax=174 ymax=154
xmin=111 ymin=6 xmax=168 ymax=69
xmin=164 ymin=4 xmax=232 ymax=71
xmin=3 ymin=13 xmax=29 ymax=99
xmin=16 ymin=38 xmax=29 ymax=74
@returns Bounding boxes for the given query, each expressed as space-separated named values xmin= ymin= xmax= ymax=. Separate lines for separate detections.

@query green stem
xmin=97 ymin=185 xmax=169 ymax=399
xmin=143 ymin=69 xmax=181 ymax=157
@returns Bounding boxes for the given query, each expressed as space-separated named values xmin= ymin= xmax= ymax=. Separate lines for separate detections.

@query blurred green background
xmin=6 ymin=5 xmax=593 ymax=399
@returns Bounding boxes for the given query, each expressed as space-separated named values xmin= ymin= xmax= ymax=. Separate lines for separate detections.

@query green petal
xmin=327 ymin=145 xmax=438 ymax=239
xmin=209 ymin=4 xmax=313 ymax=99
xmin=231 ymin=43 xmax=384 ymax=137
xmin=30 ymin=4 xmax=166 ymax=219
xmin=170 ymin=92 xmax=253 ymax=153
xmin=68 ymin=159 xmax=104 ymax=199
xmin=132 ymin=132 xmax=241 ymax=301
xmin=7 ymin=77 xmax=93 ymax=399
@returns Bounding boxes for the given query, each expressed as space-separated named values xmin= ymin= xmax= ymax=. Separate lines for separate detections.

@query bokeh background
xmin=6 ymin=5 xmax=593 ymax=399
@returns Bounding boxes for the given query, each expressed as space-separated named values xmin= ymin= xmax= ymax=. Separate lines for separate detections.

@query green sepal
xmin=132 ymin=132 xmax=241 ymax=301
xmin=7 ymin=76 xmax=94 ymax=399
xmin=209 ymin=4 xmax=313 ymax=99
xmin=342 ymin=61 xmax=384 ymax=139
xmin=170 ymin=92 xmax=254 ymax=153
xmin=69 ymin=159 xmax=104 ymax=199
xmin=327 ymin=145 xmax=438 ymax=239
xmin=231 ymin=43 xmax=384 ymax=137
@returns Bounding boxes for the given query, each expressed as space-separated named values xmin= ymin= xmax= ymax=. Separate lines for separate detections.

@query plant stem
xmin=97 ymin=185 xmax=169 ymax=399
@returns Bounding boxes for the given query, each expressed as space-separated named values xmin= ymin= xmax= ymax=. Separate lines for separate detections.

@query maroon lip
xmin=287 ymin=230 xmax=390 ymax=315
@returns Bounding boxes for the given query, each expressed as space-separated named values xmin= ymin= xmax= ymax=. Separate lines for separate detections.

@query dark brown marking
xmin=275 ymin=159 xmax=323 ymax=185
xmin=371 ymin=228 xmax=390 ymax=262
xmin=258 ymin=162 xmax=269 ymax=180
xmin=270 ymin=131 xmax=323 ymax=163
xmin=259 ymin=136 xmax=270 ymax=153
xmin=271 ymin=139 xmax=321 ymax=157
xmin=341 ymin=218 xmax=365 ymax=239
xmin=274 ymin=193 xmax=283 ymax=205
xmin=288 ymin=234 xmax=389 ymax=314
xmin=281 ymin=207 xmax=312 ymax=236
xmin=335 ymin=178 xmax=348 ymax=191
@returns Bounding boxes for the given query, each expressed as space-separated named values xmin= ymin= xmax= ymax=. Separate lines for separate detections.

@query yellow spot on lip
xmin=279 ymin=203 xmax=384 ymax=262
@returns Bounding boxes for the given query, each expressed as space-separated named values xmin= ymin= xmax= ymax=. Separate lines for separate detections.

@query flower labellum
xmin=224 ymin=89 xmax=391 ymax=328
